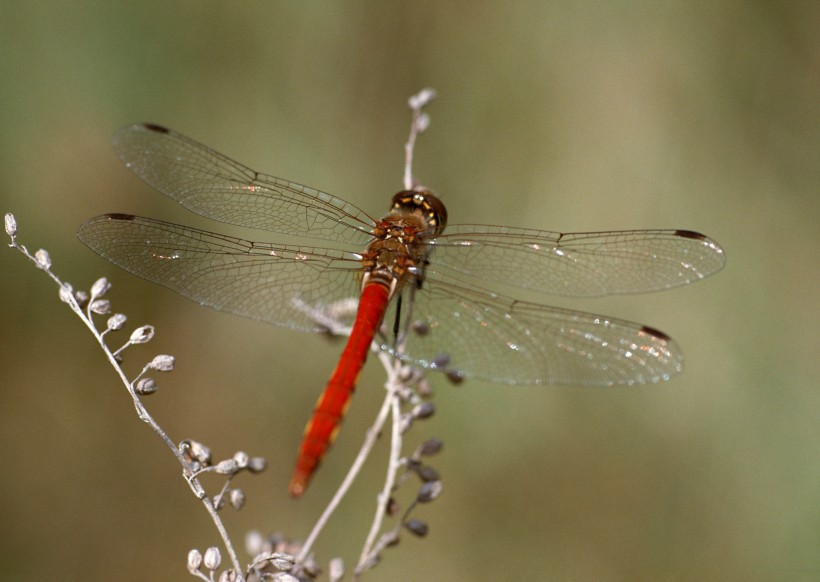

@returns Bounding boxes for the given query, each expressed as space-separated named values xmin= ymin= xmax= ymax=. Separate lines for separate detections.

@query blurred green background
xmin=1 ymin=2 xmax=818 ymax=580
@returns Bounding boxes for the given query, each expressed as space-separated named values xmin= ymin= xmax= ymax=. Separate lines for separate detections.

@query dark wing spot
xmin=674 ymin=230 xmax=707 ymax=241
xmin=142 ymin=123 xmax=170 ymax=134
xmin=105 ymin=213 xmax=137 ymax=221
xmin=640 ymin=325 xmax=671 ymax=341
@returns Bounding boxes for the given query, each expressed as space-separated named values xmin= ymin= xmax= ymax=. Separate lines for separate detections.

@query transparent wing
xmin=381 ymin=272 xmax=683 ymax=386
xmin=111 ymin=124 xmax=377 ymax=246
xmin=78 ymin=214 xmax=364 ymax=332
xmin=90 ymin=125 xmax=725 ymax=386
xmin=430 ymin=225 xmax=726 ymax=296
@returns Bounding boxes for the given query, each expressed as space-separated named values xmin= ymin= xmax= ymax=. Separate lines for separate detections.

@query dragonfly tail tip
xmin=289 ymin=475 xmax=308 ymax=498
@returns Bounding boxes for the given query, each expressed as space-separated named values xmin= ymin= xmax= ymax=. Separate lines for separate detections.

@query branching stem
xmin=6 ymin=222 xmax=244 ymax=579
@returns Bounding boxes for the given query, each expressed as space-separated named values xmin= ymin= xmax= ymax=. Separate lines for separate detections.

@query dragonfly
xmin=78 ymin=123 xmax=726 ymax=497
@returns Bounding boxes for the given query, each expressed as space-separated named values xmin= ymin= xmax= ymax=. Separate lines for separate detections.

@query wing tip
xmin=674 ymin=229 xmax=727 ymax=264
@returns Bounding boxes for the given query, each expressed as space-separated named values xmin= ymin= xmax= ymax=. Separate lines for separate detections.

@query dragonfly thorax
xmin=363 ymin=215 xmax=428 ymax=290
xmin=362 ymin=192 xmax=445 ymax=292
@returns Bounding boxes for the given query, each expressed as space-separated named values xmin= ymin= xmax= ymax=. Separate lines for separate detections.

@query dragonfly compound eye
xmin=390 ymin=190 xmax=448 ymax=235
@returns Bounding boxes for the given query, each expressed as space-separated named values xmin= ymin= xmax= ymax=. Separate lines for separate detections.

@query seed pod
xmin=90 ymin=277 xmax=111 ymax=299
xmin=148 ymin=354 xmax=175 ymax=372
xmin=34 ymin=249 xmax=51 ymax=270
xmin=417 ymin=480 xmax=443 ymax=502
xmin=203 ymin=546 xmax=221 ymax=570
xmin=187 ymin=549 xmax=203 ymax=572
xmin=404 ymin=519 xmax=429 ymax=537
xmin=419 ymin=438 xmax=443 ymax=456
xmin=135 ymin=378 xmax=157 ymax=395
xmin=4 ymin=213 xmax=17 ymax=237
xmin=129 ymin=325 xmax=155 ymax=344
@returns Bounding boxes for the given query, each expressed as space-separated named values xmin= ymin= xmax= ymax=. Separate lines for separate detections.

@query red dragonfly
xmin=78 ymin=123 xmax=726 ymax=497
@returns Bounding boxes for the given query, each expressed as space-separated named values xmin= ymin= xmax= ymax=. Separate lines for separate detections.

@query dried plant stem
xmin=6 ymin=221 xmax=244 ymax=579
xmin=8 ymin=88 xmax=443 ymax=580
xmin=356 ymin=355 xmax=405 ymax=574
xmin=296 ymin=351 xmax=405 ymax=565
xmin=404 ymin=88 xmax=437 ymax=190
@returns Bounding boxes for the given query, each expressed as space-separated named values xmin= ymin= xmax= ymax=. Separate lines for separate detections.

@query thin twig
xmin=5 ymin=215 xmax=244 ymax=579
xmin=404 ymin=88 xmax=437 ymax=190
xmin=295 ymin=352 xmax=401 ymax=564
xmin=356 ymin=355 xmax=406 ymax=573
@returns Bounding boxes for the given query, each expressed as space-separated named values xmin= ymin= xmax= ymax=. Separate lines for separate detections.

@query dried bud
xmin=432 ymin=353 xmax=450 ymax=368
xmin=417 ymin=465 xmax=440 ymax=483
xmin=404 ymin=518 xmax=429 ymax=537
xmin=181 ymin=439 xmax=212 ymax=465
xmin=386 ymin=497 xmax=400 ymax=516
xmin=408 ymin=87 xmax=437 ymax=110
xmin=59 ymin=284 xmax=74 ymax=304
xmin=299 ymin=555 xmax=322 ymax=577
xmin=232 ymin=451 xmax=249 ymax=469
xmin=74 ymin=290 xmax=89 ymax=307
xmin=411 ymin=320 xmax=430 ymax=336
xmin=34 ymin=249 xmax=51 ymax=270
xmin=4 ymin=213 xmax=17 ymax=237
xmin=135 ymin=377 xmax=157 ymax=395
xmin=89 ymin=299 xmax=111 ymax=314
xmin=329 ymin=557 xmax=344 ymax=582
xmin=398 ymin=366 xmax=418 ymax=383
xmin=419 ymin=438 xmax=443 ymax=456
xmin=215 ymin=459 xmax=239 ymax=475
xmin=412 ymin=402 xmax=435 ymax=419
xmin=416 ymin=112 xmax=431 ymax=132
xmin=129 ymin=325 xmax=155 ymax=344
xmin=445 ymin=369 xmax=465 ymax=385
xmin=148 ymin=354 xmax=175 ymax=372
xmin=270 ymin=552 xmax=295 ymax=572
xmin=107 ymin=313 xmax=127 ymax=330
xmin=417 ymin=480 xmax=443 ymax=502
xmin=229 ymin=488 xmax=245 ymax=510
xmin=187 ymin=549 xmax=203 ymax=572
xmin=218 ymin=570 xmax=240 ymax=582
xmin=90 ymin=277 xmax=111 ymax=299
xmin=203 ymin=546 xmax=221 ymax=570
xmin=416 ymin=377 xmax=432 ymax=397
xmin=248 ymin=456 xmax=267 ymax=473
xmin=191 ymin=442 xmax=212 ymax=465
xmin=245 ymin=531 xmax=265 ymax=557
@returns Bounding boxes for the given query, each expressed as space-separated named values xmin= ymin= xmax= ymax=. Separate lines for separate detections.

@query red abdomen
xmin=289 ymin=281 xmax=392 ymax=497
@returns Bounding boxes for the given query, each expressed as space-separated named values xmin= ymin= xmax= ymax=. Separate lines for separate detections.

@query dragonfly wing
xmin=382 ymin=273 xmax=683 ymax=386
xmin=430 ymin=225 xmax=726 ymax=296
xmin=111 ymin=124 xmax=376 ymax=246
xmin=78 ymin=214 xmax=363 ymax=332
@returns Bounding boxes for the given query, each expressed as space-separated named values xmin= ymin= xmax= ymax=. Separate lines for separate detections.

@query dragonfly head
xmin=390 ymin=189 xmax=448 ymax=236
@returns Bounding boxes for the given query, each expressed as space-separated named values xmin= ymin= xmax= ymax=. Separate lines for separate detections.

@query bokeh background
xmin=1 ymin=2 xmax=818 ymax=580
